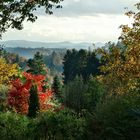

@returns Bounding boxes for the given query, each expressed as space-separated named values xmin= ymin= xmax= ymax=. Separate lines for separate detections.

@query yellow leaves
xmin=96 ymin=75 xmax=104 ymax=83
xmin=97 ymin=42 xmax=139 ymax=95
xmin=96 ymin=3 xmax=140 ymax=95
xmin=120 ymin=4 xmax=140 ymax=47
xmin=0 ymin=58 xmax=19 ymax=85
xmin=98 ymin=45 xmax=139 ymax=95
xmin=120 ymin=25 xmax=131 ymax=33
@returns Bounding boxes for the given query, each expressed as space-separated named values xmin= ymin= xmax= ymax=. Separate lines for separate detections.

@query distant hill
xmin=0 ymin=40 xmax=104 ymax=50
xmin=0 ymin=40 xmax=104 ymax=58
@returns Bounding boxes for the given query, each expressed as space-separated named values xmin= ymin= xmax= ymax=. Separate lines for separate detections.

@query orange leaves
xmin=23 ymin=72 xmax=46 ymax=82
xmin=23 ymin=72 xmax=47 ymax=92
xmin=39 ymin=90 xmax=53 ymax=111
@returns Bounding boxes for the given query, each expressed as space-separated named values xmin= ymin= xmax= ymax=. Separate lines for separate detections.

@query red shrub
xmin=8 ymin=72 xmax=53 ymax=114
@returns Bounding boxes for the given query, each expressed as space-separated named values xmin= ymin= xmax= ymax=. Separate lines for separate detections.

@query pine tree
xmin=63 ymin=49 xmax=78 ymax=84
xmin=52 ymin=76 xmax=62 ymax=102
xmin=28 ymin=84 xmax=40 ymax=118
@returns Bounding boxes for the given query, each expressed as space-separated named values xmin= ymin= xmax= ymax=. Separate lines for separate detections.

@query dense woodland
xmin=0 ymin=0 xmax=140 ymax=140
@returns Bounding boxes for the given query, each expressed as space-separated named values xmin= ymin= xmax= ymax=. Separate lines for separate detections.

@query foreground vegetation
xmin=0 ymin=93 xmax=140 ymax=140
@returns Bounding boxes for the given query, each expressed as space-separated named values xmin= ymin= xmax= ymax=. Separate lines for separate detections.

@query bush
xmin=0 ymin=112 xmax=29 ymax=140
xmin=90 ymin=93 xmax=140 ymax=140
xmin=29 ymin=109 xmax=87 ymax=140
xmin=0 ymin=109 xmax=87 ymax=140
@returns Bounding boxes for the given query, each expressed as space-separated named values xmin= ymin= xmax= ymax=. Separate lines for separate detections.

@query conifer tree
xmin=63 ymin=49 xmax=101 ymax=83
xmin=52 ymin=75 xmax=62 ymax=101
xmin=28 ymin=84 xmax=40 ymax=118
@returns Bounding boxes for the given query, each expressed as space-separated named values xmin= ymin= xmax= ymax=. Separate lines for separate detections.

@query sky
xmin=2 ymin=0 xmax=139 ymax=43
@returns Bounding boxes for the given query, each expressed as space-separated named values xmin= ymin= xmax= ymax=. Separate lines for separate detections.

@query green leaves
xmin=0 ymin=112 xmax=29 ymax=140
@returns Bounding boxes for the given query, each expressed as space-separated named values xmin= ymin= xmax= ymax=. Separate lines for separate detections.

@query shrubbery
xmin=63 ymin=76 xmax=105 ymax=113
xmin=0 ymin=109 xmax=87 ymax=140
xmin=29 ymin=109 xmax=87 ymax=140
xmin=0 ymin=112 xmax=29 ymax=140
xmin=89 ymin=93 xmax=140 ymax=140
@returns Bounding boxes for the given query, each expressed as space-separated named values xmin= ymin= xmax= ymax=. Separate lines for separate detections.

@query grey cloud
xmin=35 ymin=0 xmax=138 ymax=17
xmin=53 ymin=0 xmax=138 ymax=16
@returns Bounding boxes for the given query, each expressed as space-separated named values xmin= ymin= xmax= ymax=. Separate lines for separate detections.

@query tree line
xmin=63 ymin=49 xmax=101 ymax=84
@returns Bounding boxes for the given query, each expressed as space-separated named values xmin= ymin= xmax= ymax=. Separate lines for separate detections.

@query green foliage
xmin=29 ymin=109 xmax=87 ymax=140
xmin=63 ymin=75 xmax=105 ymax=113
xmin=28 ymin=84 xmax=40 ymax=118
xmin=0 ymin=110 xmax=87 ymax=140
xmin=27 ymin=51 xmax=46 ymax=75
xmin=84 ymin=76 xmax=105 ymax=111
xmin=63 ymin=76 xmax=87 ymax=112
xmin=0 ymin=112 xmax=29 ymax=140
xmin=91 ymin=93 xmax=140 ymax=140
xmin=63 ymin=49 xmax=101 ymax=84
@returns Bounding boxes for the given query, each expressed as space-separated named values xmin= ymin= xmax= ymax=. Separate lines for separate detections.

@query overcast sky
xmin=2 ymin=0 xmax=139 ymax=43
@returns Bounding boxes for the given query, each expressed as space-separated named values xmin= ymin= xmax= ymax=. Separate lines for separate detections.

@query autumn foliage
xmin=0 ymin=58 xmax=19 ymax=85
xmin=8 ymin=72 xmax=53 ymax=114
xmin=97 ymin=4 xmax=140 ymax=95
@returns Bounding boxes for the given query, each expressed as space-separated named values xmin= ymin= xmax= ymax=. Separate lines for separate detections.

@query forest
xmin=0 ymin=0 xmax=140 ymax=140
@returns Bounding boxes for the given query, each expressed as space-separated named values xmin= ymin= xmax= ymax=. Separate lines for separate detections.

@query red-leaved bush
xmin=8 ymin=72 xmax=53 ymax=114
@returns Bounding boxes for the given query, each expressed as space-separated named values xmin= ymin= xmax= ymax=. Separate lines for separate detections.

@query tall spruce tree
xmin=52 ymin=75 xmax=62 ymax=101
xmin=28 ymin=84 xmax=40 ymax=118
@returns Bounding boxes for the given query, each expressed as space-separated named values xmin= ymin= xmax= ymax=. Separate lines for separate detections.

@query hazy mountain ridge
xmin=0 ymin=40 xmax=104 ymax=58
xmin=0 ymin=40 xmax=104 ymax=50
